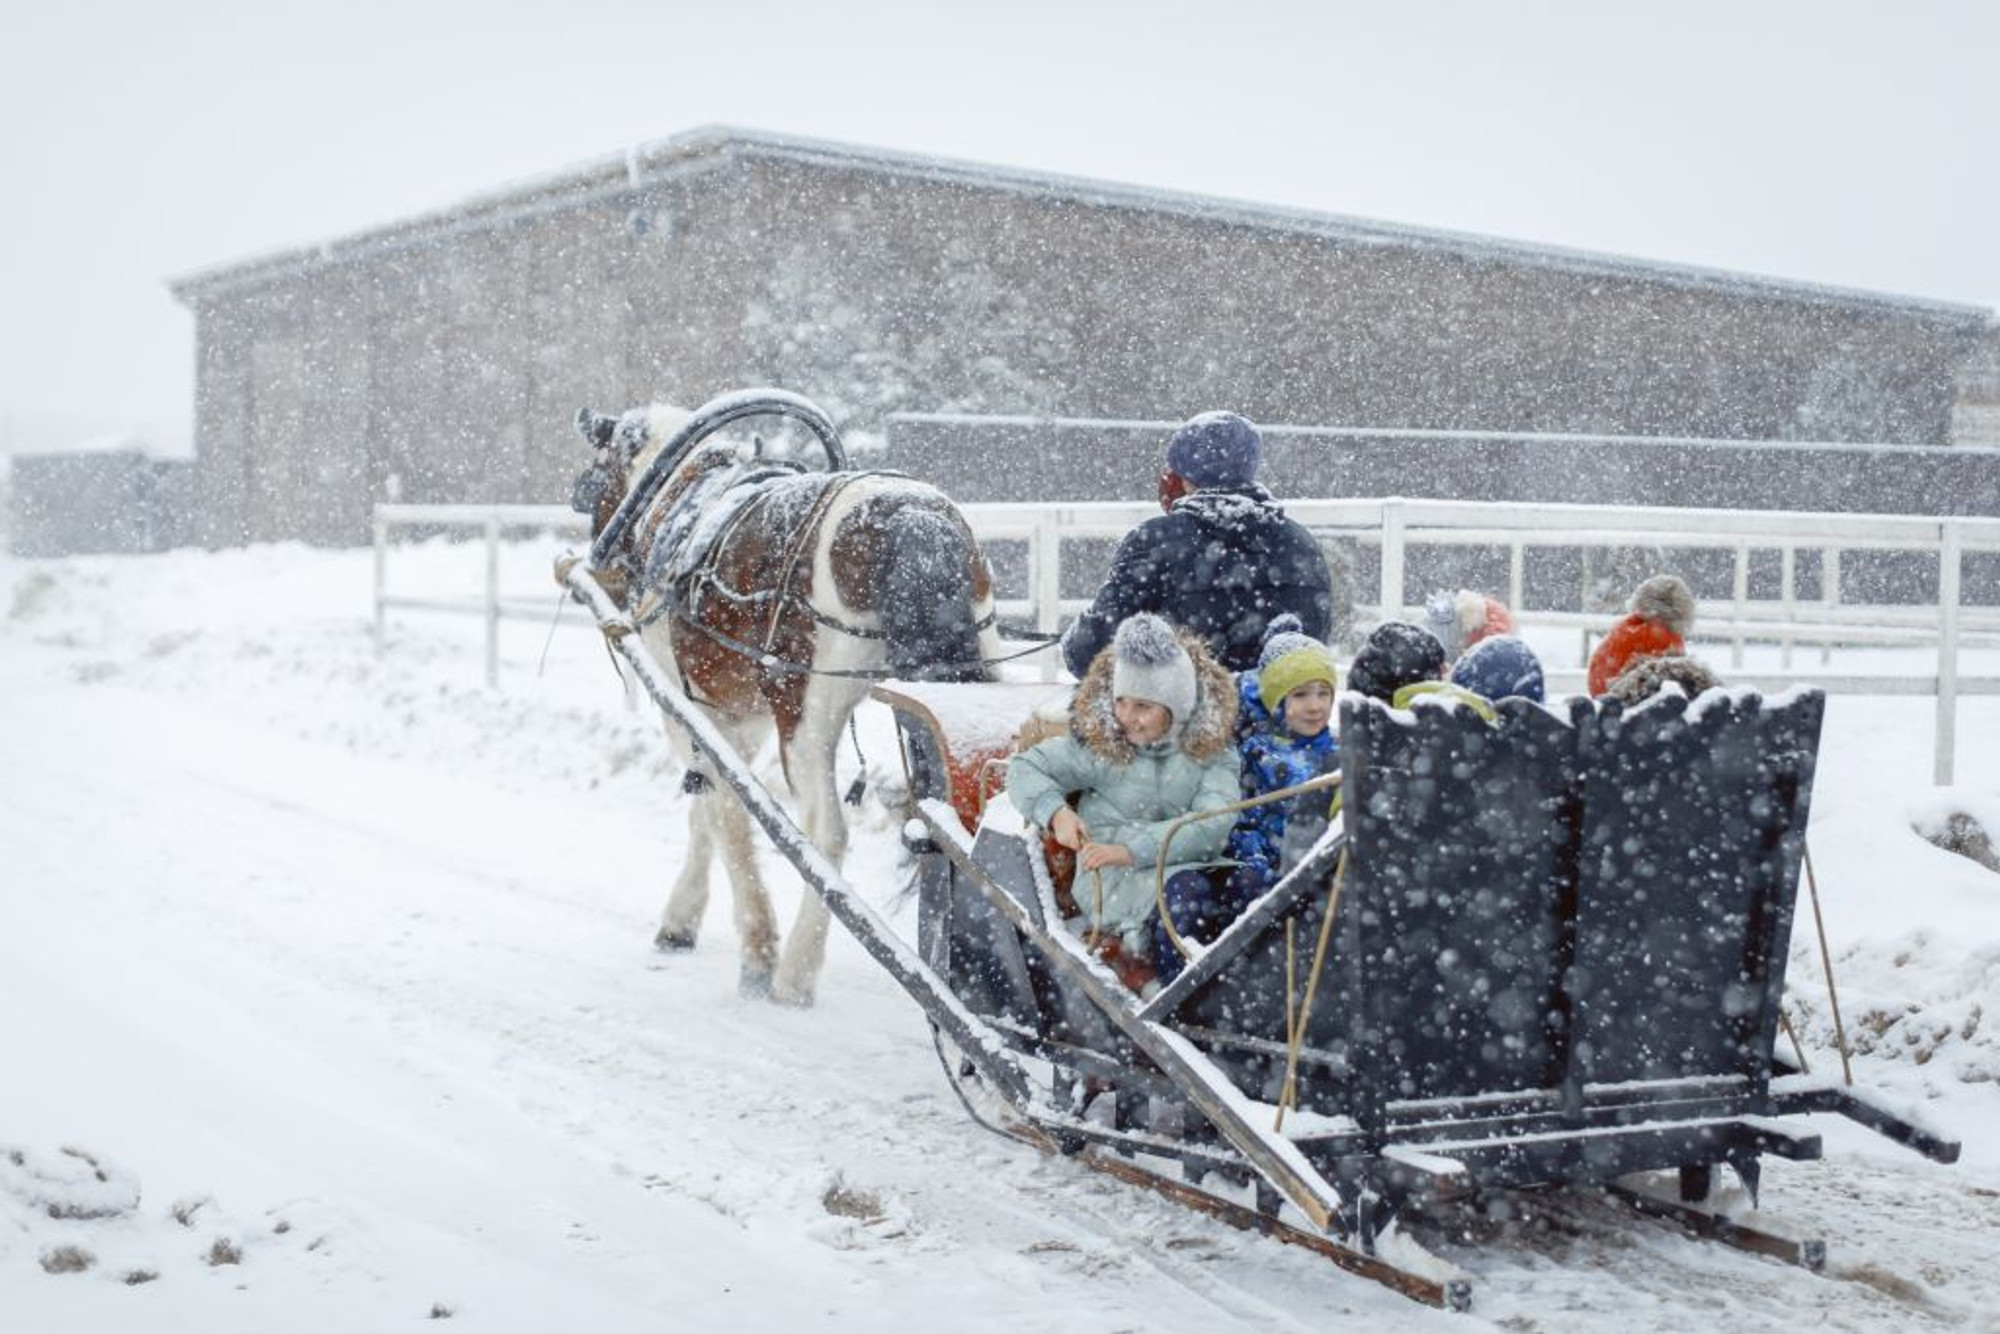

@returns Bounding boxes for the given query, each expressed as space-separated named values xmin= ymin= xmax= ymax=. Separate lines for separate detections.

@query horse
xmin=569 ymin=389 xmax=1001 ymax=1005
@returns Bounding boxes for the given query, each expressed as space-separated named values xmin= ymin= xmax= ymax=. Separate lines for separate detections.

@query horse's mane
xmin=623 ymin=403 xmax=696 ymax=480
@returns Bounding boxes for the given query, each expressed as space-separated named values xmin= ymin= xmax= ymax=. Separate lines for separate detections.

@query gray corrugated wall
xmin=177 ymin=144 xmax=1989 ymax=547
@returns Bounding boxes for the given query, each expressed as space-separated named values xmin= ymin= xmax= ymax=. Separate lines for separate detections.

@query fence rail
xmin=371 ymin=504 xmax=591 ymax=689
xmin=373 ymin=497 xmax=2000 ymax=782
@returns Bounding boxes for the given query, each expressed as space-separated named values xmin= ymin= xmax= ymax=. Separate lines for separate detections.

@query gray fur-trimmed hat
xmin=1630 ymin=574 xmax=1697 ymax=634
xmin=1110 ymin=613 xmax=1198 ymax=727
xmin=1164 ymin=411 xmax=1263 ymax=488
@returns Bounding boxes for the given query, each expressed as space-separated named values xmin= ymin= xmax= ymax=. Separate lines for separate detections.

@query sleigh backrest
xmin=1337 ymin=697 xmax=1580 ymax=1117
xmin=1334 ymin=686 xmax=1823 ymax=1125
xmin=1567 ymin=689 xmax=1822 ymax=1094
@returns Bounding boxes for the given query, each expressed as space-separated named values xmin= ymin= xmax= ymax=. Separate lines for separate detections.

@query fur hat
xmin=1255 ymin=613 xmax=1339 ymax=714
xmin=1346 ymin=622 xmax=1448 ymax=702
xmin=1604 ymin=652 xmax=1722 ymax=705
xmin=1163 ymin=411 xmax=1262 ymax=489
xmin=1630 ymin=575 xmax=1697 ymax=635
xmin=1449 ymin=634 xmax=1546 ymax=704
xmin=1110 ymin=613 xmax=1198 ymax=727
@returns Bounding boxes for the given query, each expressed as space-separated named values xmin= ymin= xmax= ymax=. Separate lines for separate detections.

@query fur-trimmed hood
xmin=1071 ymin=625 xmax=1237 ymax=764
xmin=1604 ymin=652 xmax=1722 ymax=705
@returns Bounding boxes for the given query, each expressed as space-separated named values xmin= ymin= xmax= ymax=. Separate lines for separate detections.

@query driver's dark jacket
xmin=1060 ymin=485 xmax=1332 ymax=677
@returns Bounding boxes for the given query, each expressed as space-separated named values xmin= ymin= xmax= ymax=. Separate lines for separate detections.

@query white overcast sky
xmin=3 ymin=0 xmax=1995 ymax=455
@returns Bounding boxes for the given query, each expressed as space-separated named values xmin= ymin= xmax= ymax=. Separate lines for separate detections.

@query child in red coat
xmin=1588 ymin=575 xmax=1696 ymax=696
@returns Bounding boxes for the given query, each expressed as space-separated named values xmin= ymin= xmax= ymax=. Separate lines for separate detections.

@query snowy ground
xmin=3 ymin=537 xmax=1997 ymax=1333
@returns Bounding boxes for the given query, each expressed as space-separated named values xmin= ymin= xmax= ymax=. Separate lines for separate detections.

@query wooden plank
xmin=1080 ymin=1151 xmax=1472 ymax=1311
xmin=1607 ymin=1182 xmax=1826 ymax=1271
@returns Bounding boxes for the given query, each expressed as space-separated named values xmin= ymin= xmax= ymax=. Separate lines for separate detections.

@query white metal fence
xmin=371 ymin=503 xmax=591 ymax=689
xmin=373 ymin=497 xmax=2000 ymax=782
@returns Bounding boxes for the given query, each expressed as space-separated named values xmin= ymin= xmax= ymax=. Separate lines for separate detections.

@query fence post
xmin=1579 ymin=545 xmax=1596 ymax=665
xmin=1508 ymin=540 xmax=1525 ymax=623
xmin=1936 ymin=521 xmax=1962 ymax=786
xmin=1779 ymin=545 xmax=1796 ymax=672
xmin=1731 ymin=540 xmax=1750 ymax=670
xmin=1378 ymin=498 xmax=1406 ymax=624
xmin=1034 ymin=512 xmax=1063 ymax=682
xmin=485 ymin=514 xmax=502 ymax=690
xmin=372 ymin=506 xmax=388 ymax=657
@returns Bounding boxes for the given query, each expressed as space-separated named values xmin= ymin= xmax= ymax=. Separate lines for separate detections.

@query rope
xmin=1151 ymin=772 xmax=1345 ymax=966
xmin=1283 ymin=919 xmax=1298 ymax=1076
xmin=536 ymin=589 xmax=570 ymax=678
xmin=1086 ymin=869 xmax=1107 ymax=951
xmin=1801 ymin=842 xmax=1854 ymax=1086
xmin=1779 ymin=1006 xmax=1811 ymax=1076
xmin=1276 ymin=846 xmax=1348 ymax=1131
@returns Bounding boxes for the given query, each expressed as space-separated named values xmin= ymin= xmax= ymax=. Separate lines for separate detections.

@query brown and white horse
xmin=571 ymin=390 xmax=1000 ymax=1005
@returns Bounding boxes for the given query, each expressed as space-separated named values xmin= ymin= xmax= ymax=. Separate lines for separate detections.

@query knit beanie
xmin=1110 ymin=613 xmax=1198 ymax=727
xmin=1391 ymin=679 xmax=1499 ymax=723
xmin=1163 ymin=411 xmax=1263 ymax=488
xmin=1255 ymin=613 xmax=1339 ymax=713
xmin=1346 ymin=622 xmax=1448 ymax=703
xmin=1424 ymin=588 xmax=1514 ymax=662
xmin=1449 ymin=634 xmax=1546 ymax=704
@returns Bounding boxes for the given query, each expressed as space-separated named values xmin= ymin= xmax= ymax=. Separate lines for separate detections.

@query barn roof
xmin=169 ymin=124 xmax=1990 ymax=325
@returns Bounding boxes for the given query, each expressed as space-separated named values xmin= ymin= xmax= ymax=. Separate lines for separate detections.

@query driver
xmin=1060 ymin=411 xmax=1333 ymax=677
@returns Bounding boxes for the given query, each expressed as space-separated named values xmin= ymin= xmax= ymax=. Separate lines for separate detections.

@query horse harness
xmin=610 ymin=465 xmax=998 ymax=689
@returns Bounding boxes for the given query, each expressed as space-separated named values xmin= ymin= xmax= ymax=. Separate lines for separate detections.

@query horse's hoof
xmin=655 ymin=928 xmax=697 ymax=952
xmin=769 ymin=983 xmax=816 ymax=1009
xmin=738 ymin=965 xmax=774 ymax=999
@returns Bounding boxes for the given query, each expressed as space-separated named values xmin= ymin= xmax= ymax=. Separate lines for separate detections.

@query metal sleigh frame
xmin=555 ymin=390 xmax=1957 ymax=1311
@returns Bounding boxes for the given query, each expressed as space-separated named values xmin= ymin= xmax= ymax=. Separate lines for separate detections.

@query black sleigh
xmin=879 ymin=681 xmax=1960 ymax=1310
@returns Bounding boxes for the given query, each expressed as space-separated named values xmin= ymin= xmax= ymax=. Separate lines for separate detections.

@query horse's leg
xmin=770 ymin=674 xmax=869 ymax=1007
xmin=654 ymin=706 xmax=781 ymax=996
xmin=709 ymin=712 xmax=781 ymax=996
xmin=656 ymin=753 xmax=714 ymax=950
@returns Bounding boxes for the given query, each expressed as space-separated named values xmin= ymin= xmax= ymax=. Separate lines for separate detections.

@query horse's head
xmin=569 ymin=407 xmax=630 ymax=538
xmin=570 ymin=403 xmax=705 ymax=540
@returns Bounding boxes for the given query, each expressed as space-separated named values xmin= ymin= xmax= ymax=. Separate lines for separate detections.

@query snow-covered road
xmin=4 ymin=543 xmax=1996 ymax=1332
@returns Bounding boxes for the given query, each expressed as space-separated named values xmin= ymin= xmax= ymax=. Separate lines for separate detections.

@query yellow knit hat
xmin=1257 ymin=643 xmax=1339 ymax=715
xmin=1389 ymin=679 xmax=1498 ymax=723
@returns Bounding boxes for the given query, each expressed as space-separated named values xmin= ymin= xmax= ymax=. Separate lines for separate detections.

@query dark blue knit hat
xmin=1346 ymin=622 xmax=1447 ymax=702
xmin=1164 ymin=411 xmax=1262 ymax=488
xmin=1449 ymin=634 xmax=1546 ymax=704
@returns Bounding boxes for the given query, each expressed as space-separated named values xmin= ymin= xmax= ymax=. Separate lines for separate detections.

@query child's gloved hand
xmin=1050 ymin=808 xmax=1089 ymax=850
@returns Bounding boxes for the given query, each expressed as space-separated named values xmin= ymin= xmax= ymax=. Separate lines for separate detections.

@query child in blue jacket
xmin=1155 ymin=616 xmax=1339 ymax=985
xmin=1231 ymin=617 xmax=1341 ymax=884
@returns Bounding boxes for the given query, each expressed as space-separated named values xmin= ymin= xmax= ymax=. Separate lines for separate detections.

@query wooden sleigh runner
xmin=878 ymin=680 xmax=1961 ymax=1310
